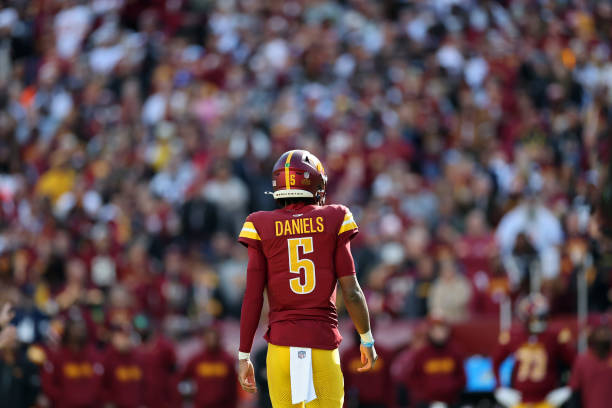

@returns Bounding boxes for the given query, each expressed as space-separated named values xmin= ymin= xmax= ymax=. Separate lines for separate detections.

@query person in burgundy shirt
xmin=101 ymin=323 xmax=145 ymax=408
xmin=236 ymin=150 xmax=377 ymax=408
xmin=406 ymin=316 xmax=466 ymax=408
xmin=569 ymin=324 xmax=612 ymax=408
xmin=180 ymin=325 xmax=238 ymax=408
xmin=134 ymin=314 xmax=179 ymax=408
xmin=493 ymin=294 xmax=575 ymax=404
xmin=42 ymin=318 xmax=104 ymax=408
xmin=342 ymin=331 xmax=394 ymax=408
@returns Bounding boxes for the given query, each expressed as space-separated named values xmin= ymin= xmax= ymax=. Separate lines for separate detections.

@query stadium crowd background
xmin=0 ymin=0 xmax=611 ymax=407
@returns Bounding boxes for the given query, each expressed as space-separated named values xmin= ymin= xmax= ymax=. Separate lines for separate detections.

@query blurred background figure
xmin=569 ymin=323 xmax=612 ymax=408
xmin=0 ymin=302 xmax=16 ymax=349
xmin=496 ymin=194 xmax=564 ymax=293
xmin=342 ymin=330 xmax=394 ymax=408
xmin=0 ymin=321 xmax=40 ymax=408
xmin=428 ymin=259 xmax=472 ymax=323
xmin=42 ymin=318 xmax=104 ymax=408
xmin=0 ymin=0 xmax=610 ymax=406
xmin=180 ymin=325 xmax=237 ymax=408
xmin=102 ymin=323 xmax=145 ymax=408
xmin=134 ymin=314 xmax=179 ymax=408
xmin=405 ymin=316 xmax=466 ymax=408
xmin=253 ymin=345 xmax=272 ymax=408
xmin=493 ymin=294 xmax=574 ymax=407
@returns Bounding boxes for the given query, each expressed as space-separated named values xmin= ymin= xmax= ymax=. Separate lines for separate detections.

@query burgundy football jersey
xmin=493 ymin=327 xmax=575 ymax=402
xmin=238 ymin=203 xmax=358 ymax=350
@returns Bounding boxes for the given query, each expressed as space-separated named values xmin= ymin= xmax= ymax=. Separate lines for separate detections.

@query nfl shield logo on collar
xmin=298 ymin=351 xmax=306 ymax=359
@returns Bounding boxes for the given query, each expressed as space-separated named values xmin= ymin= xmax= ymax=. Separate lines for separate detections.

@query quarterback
xmin=237 ymin=150 xmax=377 ymax=408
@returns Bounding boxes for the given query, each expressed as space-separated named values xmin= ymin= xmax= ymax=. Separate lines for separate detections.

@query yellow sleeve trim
xmin=239 ymin=221 xmax=261 ymax=240
xmin=338 ymin=213 xmax=358 ymax=235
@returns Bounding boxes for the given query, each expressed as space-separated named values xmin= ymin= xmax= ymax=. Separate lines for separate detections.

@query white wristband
xmin=360 ymin=330 xmax=374 ymax=345
xmin=238 ymin=351 xmax=250 ymax=360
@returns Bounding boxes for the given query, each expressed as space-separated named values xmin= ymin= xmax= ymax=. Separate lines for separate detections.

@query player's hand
xmin=0 ymin=325 xmax=17 ymax=349
xmin=238 ymin=359 xmax=257 ymax=393
xmin=358 ymin=344 xmax=377 ymax=372
xmin=0 ymin=303 xmax=14 ymax=328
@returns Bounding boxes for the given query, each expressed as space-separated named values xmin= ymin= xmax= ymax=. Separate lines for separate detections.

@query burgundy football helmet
xmin=271 ymin=150 xmax=327 ymax=205
xmin=517 ymin=293 xmax=550 ymax=333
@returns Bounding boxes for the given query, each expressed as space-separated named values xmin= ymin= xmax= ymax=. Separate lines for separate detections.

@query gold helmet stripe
xmin=284 ymin=150 xmax=295 ymax=190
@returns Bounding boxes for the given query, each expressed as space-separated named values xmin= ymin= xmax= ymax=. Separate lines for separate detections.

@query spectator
xmin=569 ymin=324 xmax=612 ymax=408
xmin=0 ymin=303 xmax=15 ymax=350
xmin=202 ymin=160 xmax=249 ymax=234
xmin=405 ymin=316 xmax=466 ymax=408
xmin=0 ymin=331 xmax=40 ymax=408
xmin=0 ymin=0 xmax=611 ymax=405
xmin=180 ymin=325 xmax=237 ymax=408
xmin=428 ymin=259 xmax=472 ymax=323
xmin=496 ymin=195 xmax=564 ymax=288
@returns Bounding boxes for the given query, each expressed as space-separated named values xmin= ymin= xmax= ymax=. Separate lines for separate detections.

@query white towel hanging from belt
xmin=289 ymin=347 xmax=317 ymax=404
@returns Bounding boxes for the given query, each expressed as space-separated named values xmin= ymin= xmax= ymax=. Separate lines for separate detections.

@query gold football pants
xmin=266 ymin=344 xmax=344 ymax=408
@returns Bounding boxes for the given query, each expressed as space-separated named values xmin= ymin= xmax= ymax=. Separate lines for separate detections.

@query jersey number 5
xmin=288 ymin=237 xmax=316 ymax=294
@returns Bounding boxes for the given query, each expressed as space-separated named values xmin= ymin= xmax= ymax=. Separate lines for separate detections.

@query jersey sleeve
xmin=337 ymin=206 xmax=358 ymax=241
xmin=238 ymin=215 xmax=262 ymax=248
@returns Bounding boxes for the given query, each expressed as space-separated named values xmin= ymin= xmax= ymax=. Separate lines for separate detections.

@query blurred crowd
xmin=0 ymin=0 xmax=612 ymax=406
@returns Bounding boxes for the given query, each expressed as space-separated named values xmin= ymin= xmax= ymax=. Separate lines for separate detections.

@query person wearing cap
xmin=405 ymin=315 xmax=466 ymax=408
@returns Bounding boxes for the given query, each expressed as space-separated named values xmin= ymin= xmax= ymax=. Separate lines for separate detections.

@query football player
xmin=493 ymin=293 xmax=575 ymax=408
xmin=237 ymin=150 xmax=377 ymax=408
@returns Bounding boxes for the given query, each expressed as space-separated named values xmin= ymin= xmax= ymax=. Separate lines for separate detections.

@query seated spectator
xmin=428 ymin=259 xmax=472 ymax=323
xmin=180 ymin=325 xmax=237 ymax=408
xmin=405 ymin=316 xmax=466 ymax=408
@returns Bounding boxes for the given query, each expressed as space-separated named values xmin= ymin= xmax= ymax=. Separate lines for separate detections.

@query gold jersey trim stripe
xmin=338 ymin=220 xmax=358 ymax=235
xmin=239 ymin=222 xmax=261 ymax=240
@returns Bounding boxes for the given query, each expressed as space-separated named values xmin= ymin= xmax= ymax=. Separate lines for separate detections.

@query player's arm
xmin=337 ymin=238 xmax=377 ymax=372
xmin=492 ymin=332 xmax=512 ymax=386
xmin=237 ymin=244 xmax=267 ymax=393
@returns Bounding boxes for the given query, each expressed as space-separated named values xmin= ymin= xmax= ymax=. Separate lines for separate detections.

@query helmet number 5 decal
xmin=288 ymin=237 xmax=316 ymax=294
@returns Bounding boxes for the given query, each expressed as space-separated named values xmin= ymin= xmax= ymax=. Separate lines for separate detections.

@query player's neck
xmin=284 ymin=202 xmax=310 ymax=210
